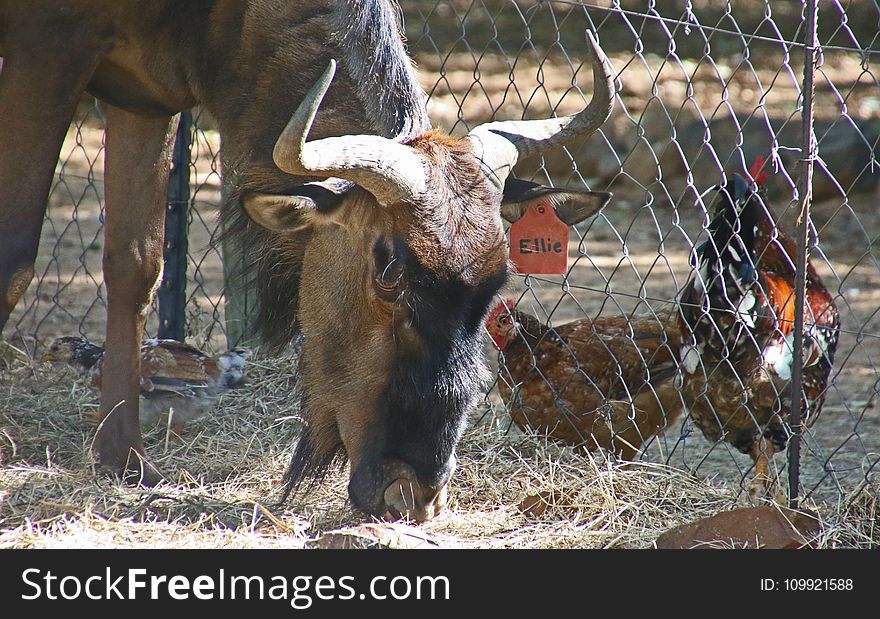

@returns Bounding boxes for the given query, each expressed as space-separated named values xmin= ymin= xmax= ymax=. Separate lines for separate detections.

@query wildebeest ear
xmin=243 ymin=193 xmax=318 ymax=232
xmin=243 ymin=179 xmax=349 ymax=232
xmin=500 ymin=177 xmax=612 ymax=226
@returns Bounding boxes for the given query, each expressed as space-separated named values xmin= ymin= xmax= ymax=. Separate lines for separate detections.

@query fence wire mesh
xmin=8 ymin=104 xmax=227 ymax=352
xmin=6 ymin=0 xmax=879 ymax=509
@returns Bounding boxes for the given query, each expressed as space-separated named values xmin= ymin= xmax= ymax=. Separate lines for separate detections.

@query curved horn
xmin=273 ymin=60 xmax=427 ymax=206
xmin=466 ymin=31 xmax=616 ymax=187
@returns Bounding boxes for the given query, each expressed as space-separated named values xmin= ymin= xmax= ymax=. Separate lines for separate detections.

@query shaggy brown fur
xmin=404 ymin=132 xmax=508 ymax=285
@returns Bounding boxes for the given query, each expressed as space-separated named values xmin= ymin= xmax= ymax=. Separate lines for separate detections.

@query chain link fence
xmin=5 ymin=0 xmax=879 ymax=509
xmin=7 ymin=102 xmax=227 ymax=352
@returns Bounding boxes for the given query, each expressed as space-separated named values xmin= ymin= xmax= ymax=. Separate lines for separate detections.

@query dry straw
xmin=1 ymin=344 xmax=876 ymax=548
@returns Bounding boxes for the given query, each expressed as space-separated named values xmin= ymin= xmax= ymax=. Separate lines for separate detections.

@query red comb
xmin=748 ymin=155 xmax=769 ymax=186
xmin=487 ymin=299 xmax=515 ymax=323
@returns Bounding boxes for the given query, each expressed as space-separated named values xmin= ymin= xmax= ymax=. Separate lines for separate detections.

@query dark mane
xmin=330 ymin=0 xmax=430 ymax=142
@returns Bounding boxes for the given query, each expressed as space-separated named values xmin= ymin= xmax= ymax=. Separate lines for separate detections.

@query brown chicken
xmin=486 ymin=300 xmax=683 ymax=459
xmin=677 ymin=165 xmax=840 ymax=497
xmin=42 ymin=337 xmax=252 ymax=431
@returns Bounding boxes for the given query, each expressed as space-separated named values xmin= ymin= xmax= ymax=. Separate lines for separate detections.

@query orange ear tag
xmin=508 ymin=200 xmax=569 ymax=275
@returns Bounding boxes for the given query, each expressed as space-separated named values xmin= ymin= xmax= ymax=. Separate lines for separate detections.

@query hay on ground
xmin=0 ymin=351 xmax=875 ymax=548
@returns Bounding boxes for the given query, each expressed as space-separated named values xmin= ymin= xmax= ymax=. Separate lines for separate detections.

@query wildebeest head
xmin=244 ymin=33 xmax=615 ymax=521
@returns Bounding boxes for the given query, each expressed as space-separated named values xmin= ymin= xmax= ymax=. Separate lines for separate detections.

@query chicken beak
xmin=485 ymin=319 xmax=520 ymax=351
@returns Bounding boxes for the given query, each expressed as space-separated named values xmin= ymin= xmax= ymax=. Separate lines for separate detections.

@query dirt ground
xmin=2 ymin=4 xmax=879 ymax=545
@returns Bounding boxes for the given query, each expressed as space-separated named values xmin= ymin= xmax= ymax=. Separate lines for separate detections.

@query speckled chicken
xmin=678 ymin=166 xmax=840 ymax=497
xmin=42 ymin=337 xmax=252 ymax=431
xmin=486 ymin=300 xmax=683 ymax=459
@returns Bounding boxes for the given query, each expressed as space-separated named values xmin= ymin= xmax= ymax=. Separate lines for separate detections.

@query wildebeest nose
xmin=383 ymin=477 xmax=449 ymax=523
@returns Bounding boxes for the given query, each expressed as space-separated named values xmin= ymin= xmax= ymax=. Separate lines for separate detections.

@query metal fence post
xmin=220 ymin=185 xmax=259 ymax=349
xmin=788 ymin=0 xmax=819 ymax=510
xmin=158 ymin=111 xmax=193 ymax=341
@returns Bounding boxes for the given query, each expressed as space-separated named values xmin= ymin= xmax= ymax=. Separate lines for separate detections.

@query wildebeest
xmin=0 ymin=0 xmax=615 ymax=520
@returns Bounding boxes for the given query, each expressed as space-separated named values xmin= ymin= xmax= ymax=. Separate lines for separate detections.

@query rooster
xmin=486 ymin=301 xmax=683 ymax=460
xmin=678 ymin=163 xmax=840 ymax=497
xmin=42 ymin=337 xmax=252 ymax=432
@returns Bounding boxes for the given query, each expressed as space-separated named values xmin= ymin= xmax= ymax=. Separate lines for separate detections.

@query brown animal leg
xmin=96 ymin=105 xmax=179 ymax=485
xmin=0 ymin=12 xmax=112 ymax=331
xmin=748 ymin=438 xmax=776 ymax=501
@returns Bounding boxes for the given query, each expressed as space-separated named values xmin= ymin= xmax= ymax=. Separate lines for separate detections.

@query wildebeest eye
xmin=376 ymin=258 xmax=403 ymax=290
xmin=373 ymin=238 xmax=405 ymax=300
